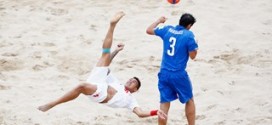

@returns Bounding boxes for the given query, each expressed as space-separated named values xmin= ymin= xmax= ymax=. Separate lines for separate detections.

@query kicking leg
xmin=96 ymin=11 xmax=125 ymax=67
xmin=38 ymin=83 xmax=97 ymax=112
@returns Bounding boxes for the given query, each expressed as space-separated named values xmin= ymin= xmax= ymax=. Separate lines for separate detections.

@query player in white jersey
xmin=38 ymin=11 xmax=167 ymax=119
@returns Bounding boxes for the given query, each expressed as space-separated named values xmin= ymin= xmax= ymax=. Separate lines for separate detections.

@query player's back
xmin=160 ymin=25 xmax=193 ymax=72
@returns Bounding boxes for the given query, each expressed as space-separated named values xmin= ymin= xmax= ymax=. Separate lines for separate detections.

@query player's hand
xmin=158 ymin=16 xmax=167 ymax=23
xmin=116 ymin=43 xmax=124 ymax=51
xmin=157 ymin=109 xmax=167 ymax=120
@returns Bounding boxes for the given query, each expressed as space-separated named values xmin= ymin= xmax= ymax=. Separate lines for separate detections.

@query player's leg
xmin=171 ymin=71 xmax=195 ymax=125
xmin=185 ymin=98 xmax=195 ymax=125
xmin=38 ymin=83 xmax=97 ymax=112
xmin=96 ymin=11 xmax=125 ymax=67
xmin=158 ymin=102 xmax=170 ymax=125
xmin=157 ymin=72 xmax=175 ymax=125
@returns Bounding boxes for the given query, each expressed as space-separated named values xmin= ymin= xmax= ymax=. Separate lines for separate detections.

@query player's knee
xmin=186 ymin=111 xmax=195 ymax=120
xmin=76 ymin=83 xmax=90 ymax=92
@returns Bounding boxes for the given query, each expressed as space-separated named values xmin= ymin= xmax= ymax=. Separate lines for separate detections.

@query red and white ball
xmin=167 ymin=0 xmax=180 ymax=4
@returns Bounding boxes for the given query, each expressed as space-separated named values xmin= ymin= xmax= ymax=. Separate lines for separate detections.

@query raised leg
xmin=38 ymin=83 xmax=97 ymax=112
xmin=96 ymin=11 xmax=125 ymax=67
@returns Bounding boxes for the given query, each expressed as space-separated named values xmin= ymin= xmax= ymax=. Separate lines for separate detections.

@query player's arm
xmin=133 ymin=107 xmax=167 ymax=119
xmin=189 ymin=50 xmax=197 ymax=60
xmin=188 ymin=36 xmax=198 ymax=60
xmin=146 ymin=16 xmax=167 ymax=35
xmin=110 ymin=43 xmax=124 ymax=62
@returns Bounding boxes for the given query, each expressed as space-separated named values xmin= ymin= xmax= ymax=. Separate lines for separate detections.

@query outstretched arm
xmin=133 ymin=107 xmax=167 ymax=119
xmin=110 ymin=43 xmax=124 ymax=62
xmin=146 ymin=16 xmax=167 ymax=35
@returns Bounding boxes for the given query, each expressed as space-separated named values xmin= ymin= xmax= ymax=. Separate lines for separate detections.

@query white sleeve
xmin=128 ymin=96 xmax=139 ymax=112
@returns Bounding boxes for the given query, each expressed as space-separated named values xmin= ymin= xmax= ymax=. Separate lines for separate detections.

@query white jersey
xmin=105 ymin=74 xmax=139 ymax=111
xmin=86 ymin=67 xmax=139 ymax=111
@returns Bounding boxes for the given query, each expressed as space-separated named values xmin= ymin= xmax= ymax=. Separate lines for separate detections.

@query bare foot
xmin=38 ymin=104 xmax=53 ymax=112
xmin=110 ymin=11 xmax=125 ymax=25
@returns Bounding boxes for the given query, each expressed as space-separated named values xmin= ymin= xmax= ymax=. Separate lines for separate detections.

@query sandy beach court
xmin=0 ymin=0 xmax=272 ymax=124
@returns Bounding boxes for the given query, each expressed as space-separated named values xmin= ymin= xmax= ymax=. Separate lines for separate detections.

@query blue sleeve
xmin=154 ymin=25 xmax=170 ymax=39
xmin=187 ymin=32 xmax=198 ymax=52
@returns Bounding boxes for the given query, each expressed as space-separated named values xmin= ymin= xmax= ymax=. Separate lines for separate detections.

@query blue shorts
xmin=158 ymin=70 xmax=193 ymax=103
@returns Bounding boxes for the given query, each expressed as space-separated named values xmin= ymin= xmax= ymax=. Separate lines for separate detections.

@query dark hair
xmin=179 ymin=13 xmax=196 ymax=27
xmin=133 ymin=76 xmax=141 ymax=90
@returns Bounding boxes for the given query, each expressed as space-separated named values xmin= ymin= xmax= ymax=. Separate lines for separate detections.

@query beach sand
xmin=0 ymin=0 xmax=272 ymax=124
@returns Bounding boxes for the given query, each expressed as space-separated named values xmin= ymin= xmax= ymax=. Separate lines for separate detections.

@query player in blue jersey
xmin=146 ymin=13 xmax=198 ymax=125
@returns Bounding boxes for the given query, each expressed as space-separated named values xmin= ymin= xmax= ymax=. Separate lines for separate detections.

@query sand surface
xmin=0 ymin=0 xmax=272 ymax=124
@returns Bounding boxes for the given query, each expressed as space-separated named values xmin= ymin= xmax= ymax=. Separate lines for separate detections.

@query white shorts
xmin=86 ymin=67 xmax=109 ymax=103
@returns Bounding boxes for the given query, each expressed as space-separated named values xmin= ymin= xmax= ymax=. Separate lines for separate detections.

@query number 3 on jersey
xmin=167 ymin=37 xmax=176 ymax=56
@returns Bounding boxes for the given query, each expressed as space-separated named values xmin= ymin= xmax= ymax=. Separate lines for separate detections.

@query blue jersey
xmin=154 ymin=25 xmax=198 ymax=71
